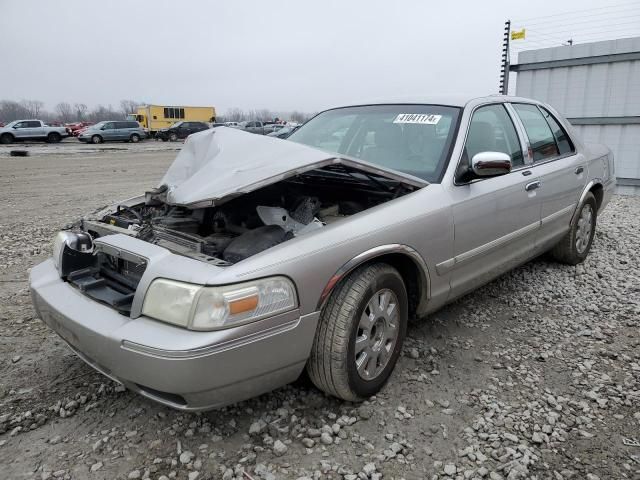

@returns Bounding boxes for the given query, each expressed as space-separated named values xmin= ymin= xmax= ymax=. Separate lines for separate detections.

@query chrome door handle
xmin=525 ymin=181 xmax=541 ymax=191
xmin=575 ymin=166 xmax=584 ymax=174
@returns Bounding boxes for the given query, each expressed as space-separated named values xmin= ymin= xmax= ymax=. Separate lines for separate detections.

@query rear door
xmin=511 ymin=103 xmax=586 ymax=247
xmin=27 ymin=121 xmax=45 ymax=138
xmin=446 ymin=103 xmax=542 ymax=298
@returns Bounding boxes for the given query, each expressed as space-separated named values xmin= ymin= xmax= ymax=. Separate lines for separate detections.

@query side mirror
xmin=12 ymin=125 xmax=19 ymax=129
xmin=471 ymin=152 xmax=512 ymax=177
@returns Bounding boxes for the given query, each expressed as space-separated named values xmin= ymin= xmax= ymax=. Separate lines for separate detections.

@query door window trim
xmin=509 ymin=102 xmax=578 ymax=167
xmin=453 ymin=102 xmax=531 ymax=186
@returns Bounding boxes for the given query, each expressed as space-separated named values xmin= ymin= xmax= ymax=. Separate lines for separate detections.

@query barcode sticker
xmin=393 ymin=113 xmax=441 ymax=125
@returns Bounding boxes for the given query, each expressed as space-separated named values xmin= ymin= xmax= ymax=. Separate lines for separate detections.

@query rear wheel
xmin=0 ymin=133 xmax=14 ymax=144
xmin=550 ymin=192 xmax=597 ymax=265
xmin=129 ymin=133 xmax=140 ymax=143
xmin=46 ymin=132 xmax=61 ymax=143
xmin=91 ymin=135 xmax=102 ymax=144
xmin=307 ymin=263 xmax=408 ymax=401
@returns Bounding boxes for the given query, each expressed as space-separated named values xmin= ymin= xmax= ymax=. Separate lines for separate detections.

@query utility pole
xmin=499 ymin=20 xmax=511 ymax=95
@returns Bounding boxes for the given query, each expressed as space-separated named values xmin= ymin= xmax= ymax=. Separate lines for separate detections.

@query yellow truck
xmin=127 ymin=105 xmax=216 ymax=136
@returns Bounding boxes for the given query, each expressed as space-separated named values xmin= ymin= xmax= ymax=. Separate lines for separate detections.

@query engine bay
xmin=83 ymin=165 xmax=418 ymax=265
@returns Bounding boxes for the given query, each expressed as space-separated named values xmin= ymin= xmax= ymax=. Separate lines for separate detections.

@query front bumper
xmin=30 ymin=259 xmax=319 ymax=411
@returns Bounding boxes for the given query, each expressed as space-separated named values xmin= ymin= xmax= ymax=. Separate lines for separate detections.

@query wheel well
xmin=360 ymin=253 xmax=423 ymax=319
xmin=590 ymin=184 xmax=603 ymax=210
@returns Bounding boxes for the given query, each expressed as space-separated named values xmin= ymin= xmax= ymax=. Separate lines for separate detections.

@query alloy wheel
xmin=354 ymin=288 xmax=400 ymax=381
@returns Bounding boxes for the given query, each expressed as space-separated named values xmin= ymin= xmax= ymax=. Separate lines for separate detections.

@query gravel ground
xmin=0 ymin=147 xmax=638 ymax=480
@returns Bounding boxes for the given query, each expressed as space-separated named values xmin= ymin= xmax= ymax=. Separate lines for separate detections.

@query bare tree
xmin=120 ymin=99 xmax=141 ymax=116
xmin=54 ymin=102 xmax=74 ymax=122
xmin=221 ymin=108 xmax=246 ymax=122
xmin=74 ymin=103 xmax=88 ymax=121
xmin=255 ymin=109 xmax=274 ymax=122
xmin=289 ymin=110 xmax=309 ymax=124
xmin=19 ymin=99 xmax=45 ymax=118
xmin=0 ymin=100 xmax=29 ymax=121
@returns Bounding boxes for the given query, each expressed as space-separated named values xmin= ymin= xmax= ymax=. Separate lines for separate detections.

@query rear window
xmin=539 ymin=107 xmax=574 ymax=155
xmin=512 ymin=103 xmax=559 ymax=162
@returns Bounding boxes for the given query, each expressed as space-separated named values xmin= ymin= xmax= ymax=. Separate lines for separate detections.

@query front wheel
xmin=550 ymin=192 xmax=597 ymax=265
xmin=307 ymin=263 xmax=408 ymax=401
xmin=91 ymin=135 xmax=102 ymax=144
xmin=169 ymin=132 xmax=178 ymax=142
xmin=0 ymin=133 xmax=14 ymax=144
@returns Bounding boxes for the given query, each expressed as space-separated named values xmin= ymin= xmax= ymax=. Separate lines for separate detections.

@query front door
xmin=446 ymin=103 xmax=542 ymax=298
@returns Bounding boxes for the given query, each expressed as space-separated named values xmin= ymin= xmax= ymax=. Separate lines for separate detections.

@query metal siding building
xmin=512 ymin=37 xmax=640 ymax=193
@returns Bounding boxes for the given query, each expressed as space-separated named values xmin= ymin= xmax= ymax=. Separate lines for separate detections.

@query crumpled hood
xmin=159 ymin=126 xmax=427 ymax=207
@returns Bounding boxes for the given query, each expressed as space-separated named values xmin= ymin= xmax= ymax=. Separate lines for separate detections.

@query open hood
xmin=158 ymin=127 xmax=428 ymax=207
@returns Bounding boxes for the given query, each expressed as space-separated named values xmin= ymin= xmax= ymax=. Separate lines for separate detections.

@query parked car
xmin=155 ymin=121 xmax=210 ymax=141
xmin=66 ymin=122 xmax=94 ymax=137
xmin=225 ymin=122 xmax=240 ymax=128
xmin=0 ymin=120 xmax=69 ymax=144
xmin=30 ymin=95 xmax=614 ymax=411
xmin=239 ymin=120 xmax=271 ymax=134
xmin=78 ymin=121 xmax=146 ymax=144
xmin=267 ymin=125 xmax=300 ymax=138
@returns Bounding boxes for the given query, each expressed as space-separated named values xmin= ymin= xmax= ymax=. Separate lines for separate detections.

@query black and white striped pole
xmin=500 ymin=20 xmax=511 ymax=95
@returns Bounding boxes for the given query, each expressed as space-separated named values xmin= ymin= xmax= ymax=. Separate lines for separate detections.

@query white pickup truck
xmin=0 ymin=120 xmax=69 ymax=144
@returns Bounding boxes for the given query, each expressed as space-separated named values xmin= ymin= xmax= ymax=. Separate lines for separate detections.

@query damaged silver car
xmin=30 ymin=95 xmax=615 ymax=411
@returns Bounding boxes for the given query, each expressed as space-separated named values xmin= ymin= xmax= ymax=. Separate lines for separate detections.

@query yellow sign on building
xmin=511 ymin=28 xmax=526 ymax=40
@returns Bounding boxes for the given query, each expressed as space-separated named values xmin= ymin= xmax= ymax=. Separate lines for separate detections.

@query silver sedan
xmin=30 ymin=95 xmax=615 ymax=410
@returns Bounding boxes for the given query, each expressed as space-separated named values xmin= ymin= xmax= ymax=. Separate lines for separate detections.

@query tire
xmin=0 ymin=133 xmax=14 ymax=144
xmin=129 ymin=134 xmax=140 ymax=143
xmin=91 ymin=135 xmax=102 ymax=144
xmin=307 ymin=263 xmax=408 ymax=402
xmin=550 ymin=192 xmax=597 ymax=265
xmin=169 ymin=132 xmax=178 ymax=142
xmin=46 ymin=132 xmax=61 ymax=143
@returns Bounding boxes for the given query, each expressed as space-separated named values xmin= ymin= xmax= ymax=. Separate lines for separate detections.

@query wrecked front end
xmin=30 ymin=128 xmax=427 ymax=410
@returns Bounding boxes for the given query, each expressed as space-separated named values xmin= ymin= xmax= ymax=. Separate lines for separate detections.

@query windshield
xmin=4 ymin=121 xmax=17 ymax=128
xmin=288 ymin=104 xmax=461 ymax=182
xmin=91 ymin=121 xmax=106 ymax=129
xmin=171 ymin=121 xmax=184 ymax=128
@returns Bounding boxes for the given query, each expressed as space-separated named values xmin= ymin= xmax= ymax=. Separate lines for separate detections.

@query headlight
xmin=52 ymin=231 xmax=93 ymax=271
xmin=142 ymin=277 xmax=297 ymax=330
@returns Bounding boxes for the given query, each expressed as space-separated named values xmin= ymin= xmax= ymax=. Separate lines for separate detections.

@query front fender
xmin=316 ymin=244 xmax=431 ymax=313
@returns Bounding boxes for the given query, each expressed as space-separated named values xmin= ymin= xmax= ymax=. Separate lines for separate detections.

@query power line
xmin=512 ymin=11 xmax=640 ymax=30
xmin=510 ymin=31 xmax=640 ymax=54
xmin=511 ymin=1 xmax=640 ymax=23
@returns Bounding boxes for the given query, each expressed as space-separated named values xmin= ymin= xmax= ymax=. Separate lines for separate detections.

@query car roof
xmin=324 ymin=94 xmax=541 ymax=110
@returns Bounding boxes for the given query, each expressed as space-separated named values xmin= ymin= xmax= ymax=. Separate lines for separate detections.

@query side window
xmin=14 ymin=122 xmax=26 ymax=128
xmin=464 ymin=104 xmax=524 ymax=168
xmin=539 ymin=107 xmax=574 ymax=155
xmin=512 ymin=103 xmax=559 ymax=162
xmin=114 ymin=122 xmax=125 ymax=129
xmin=103 ymin=122 xmax=114 ymax=130
xmin=27 ymin=121 xmax=41 ymax=128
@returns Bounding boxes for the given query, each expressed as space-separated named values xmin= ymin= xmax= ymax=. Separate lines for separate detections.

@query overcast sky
xmin=0 ymin=0 xmax=624 ymax=113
